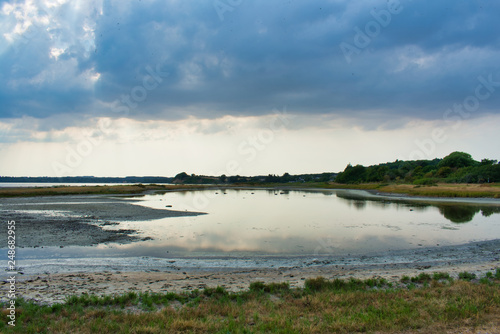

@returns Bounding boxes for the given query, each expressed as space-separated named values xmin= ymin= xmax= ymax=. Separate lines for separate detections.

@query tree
xmin=281 ymin=172 xmax=291 ymax=182
xmin=436 ymin=166 xmax=453 ymax=178
xmin=335 ymin=164 xmax=366 ymax=183
xmin=438 ymin=152 xmax=477 ymax=169
xmin=480 ymin=159 xmax=497 ymax=166
xmin=174 ymin=172 xmax=189 ymax=180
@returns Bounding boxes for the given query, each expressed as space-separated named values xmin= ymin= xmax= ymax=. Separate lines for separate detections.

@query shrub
xmin=401 ymin=275 xmax=410 ymax=283
xmin=203 ymin=286 xmax=228 ymax=297
xmin=458 ymin=271 xmax=476 ymax=281
xmin=432 ymin=272 xmax=451 ymax=281
xmin=413 ymin=178 xmax=438 ymax=186
xmin=411 ymin=273 xmax=432 ymax=283
xmin=304 ymin=277 xmax=329 ymax=292
xmin=248 ymin=281 xmax=290 ymax=293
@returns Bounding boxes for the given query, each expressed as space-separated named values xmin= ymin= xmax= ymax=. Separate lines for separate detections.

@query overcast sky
xmin=1 ymin=0 xmax=499 ymax=177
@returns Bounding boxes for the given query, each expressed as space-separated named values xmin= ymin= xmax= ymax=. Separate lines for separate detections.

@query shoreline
xmin=225 ymin=186 xmax=500 ymax=205
xmin=2 ymin=238 xmax=499 ymax=305
xmin=1 ymin=188 xmax=499 ymax=305
xmin=3 ymin=254 xmax=499 ymax=306
xmin=1 ymin=182 xmax=500 ymax=200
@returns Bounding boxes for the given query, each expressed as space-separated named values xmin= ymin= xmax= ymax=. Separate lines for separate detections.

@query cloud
xmin=1 ymin=112 xmax=499 ymax=177
xmin=0 ymin=0 xmax=499 ymax=126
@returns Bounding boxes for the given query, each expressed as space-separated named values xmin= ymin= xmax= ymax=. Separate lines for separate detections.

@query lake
xmin=102 ymin=188 xmax=500 ymax=257
xmin=7 ymin=188 xmax=500 ymax=276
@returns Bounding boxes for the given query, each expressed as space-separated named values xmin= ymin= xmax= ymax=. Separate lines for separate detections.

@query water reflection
xmin=482 ymin=206 xmax=500 ymax=217
xmin=438 ymin=205 xmax=500 ymax=223
xmin=113 ymin=189 xmax=500 ymax=257
xmin=352 ymin=200 xmax=366 ymax=210
xmin=335 ymin=192 xmax=500 ymax=223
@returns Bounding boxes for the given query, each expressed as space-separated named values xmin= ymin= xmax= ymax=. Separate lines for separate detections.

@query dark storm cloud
xmin=1 ymin=0 xmax=500 ymax=125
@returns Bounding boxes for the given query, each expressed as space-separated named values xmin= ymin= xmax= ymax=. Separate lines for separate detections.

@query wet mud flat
xmin=0 ymin=194 xmax=204 ymax=248
xmin=1 ymin=239 xmax=499 ymax=305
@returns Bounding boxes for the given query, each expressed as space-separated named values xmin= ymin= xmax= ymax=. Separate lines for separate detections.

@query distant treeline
xmin=4 ymin=151 xmax=498 ymax=186
xmin=335 ymin=152 xmax=500 ymax=184
xmin=172 ymin=172 xmax=336 ymax=184
xmin=0 ymin=176 xmax=174 ymax=184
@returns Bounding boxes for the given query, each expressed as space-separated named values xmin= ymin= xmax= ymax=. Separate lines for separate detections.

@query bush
xmin=203 ymin=286 xmax=228 ymax=297
xmin=249 ymin=281 xmax=290 ymax=293
xmin=411 ymin=273 xmax=432 ymax=283
xmin=401 ymin=275 xmax=410 ymax=283
xmin=432 ymin=272 xmax=451 ymax=281
xmin=304 ymin=277 xmax=329 ymax=292
xmin=413 ymin=178 xmax=438 ymax=186
xmin=458 ymin=271 xmax=476 ymax=281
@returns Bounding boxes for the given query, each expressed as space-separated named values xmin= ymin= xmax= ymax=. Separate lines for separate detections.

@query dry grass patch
xmin=0 ymin=184 xmax=213 ymax=198
xmin=323 ymin=182 xmax=500 ymax=198
xmin=378 ymin=183 xmax=500 ymax=198
xmin=1 ymin=275 xmax=499 ymax=333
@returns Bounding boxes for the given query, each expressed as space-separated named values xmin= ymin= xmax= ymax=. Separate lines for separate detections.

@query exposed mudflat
xmin=0 ymin=194 xmax=205 ymax=247
xmin=1 ymin=238 xmax=499 ymax=305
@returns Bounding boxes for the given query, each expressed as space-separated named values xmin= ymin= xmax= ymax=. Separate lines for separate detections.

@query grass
xmin=0 ymin=184 xmax=213 ymax=198
xmin=278 ymin=182 xmax=500 ymax=198
xmin=1 ymin=272 xmax=499 ymax=333
xmin=317 ymin=182 xmax=500 ymax=198
xmin=376 ymin=183 xmax=500 ymax=198
xmin=325 ymin=182 xmax=385 ymax=190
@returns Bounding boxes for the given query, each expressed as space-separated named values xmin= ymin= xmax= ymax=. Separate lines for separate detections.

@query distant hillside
xmin=3 ymin=152 xmax=498 ymax=186
xmin=335 ymin=152 xmax=500 ymax=184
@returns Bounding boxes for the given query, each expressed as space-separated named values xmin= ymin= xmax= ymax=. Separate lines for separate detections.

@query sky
xmin=0 ymin=0 xmax=499 ymax=177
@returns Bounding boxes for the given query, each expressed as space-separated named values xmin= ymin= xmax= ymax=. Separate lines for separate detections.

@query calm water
xmin=100 ymin=189 xmax=500 ymax=257
xmin=0 ymin=183 xmax=173 ymax=188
